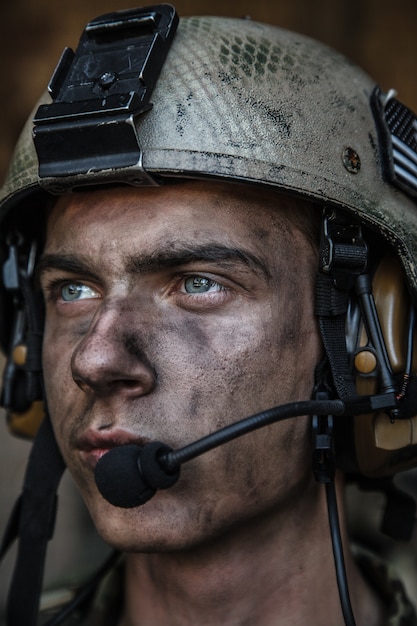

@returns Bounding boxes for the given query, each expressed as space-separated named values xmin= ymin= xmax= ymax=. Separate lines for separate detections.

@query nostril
xmin=71 ymin=358 xmax=157 ymax=397
xmin=72 ymin=375 xmax=90 ymax=393
xmin=111 ymin=377 xmax=156 ymax=396
xmin=72 ymin=373 xmax=156 ymax=398
xmin=124 ymin=379 xmax=146 ymax=389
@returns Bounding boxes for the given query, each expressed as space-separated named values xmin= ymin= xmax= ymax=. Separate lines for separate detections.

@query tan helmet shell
xmin=1 ymin=15 xmax=417 ymax=298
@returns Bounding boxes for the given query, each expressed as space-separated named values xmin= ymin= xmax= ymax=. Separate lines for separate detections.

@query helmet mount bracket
xmin=33 ymin=4 xmax=179 ymax=192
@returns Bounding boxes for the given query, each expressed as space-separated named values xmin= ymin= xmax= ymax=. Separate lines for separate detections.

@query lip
xmin=77 ymin=429 xmax=146 ymax=470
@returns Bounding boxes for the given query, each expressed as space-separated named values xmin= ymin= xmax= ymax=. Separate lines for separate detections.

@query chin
xmin=83 ymin=489 xmax=205 ymax=553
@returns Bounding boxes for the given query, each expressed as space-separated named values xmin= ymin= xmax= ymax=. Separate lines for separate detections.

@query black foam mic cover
xmin=94 ymin=442 xmax=180 ymax=508
xmin=94 ymin=444 xmax=155 ymax=508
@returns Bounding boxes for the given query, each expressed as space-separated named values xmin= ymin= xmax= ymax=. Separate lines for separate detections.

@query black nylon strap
xmin=0 ymin=495 xmax=22 ymax=560
xmin=24 ymin=331 xmax=44 ymax=372
xmin=315 ymin=273 xmax=357 ymax=400
xmin=4 ymin=415 xmax=66 ymax=626
xmin=315 ymin=272 xmax=349 ymax=317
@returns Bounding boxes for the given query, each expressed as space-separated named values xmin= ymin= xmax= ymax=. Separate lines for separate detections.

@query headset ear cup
xmin=7 ymin=401 xmax=45 ymax=439
xmin=2 ymin=321 xmax=45 ymax=439
xmin=2 ymin=352 xmax=45 ymax=438
xmin=351 ymin=256 xmax=417 ymax=477
xmin=0 ymin=231 xmax=45 ymax=438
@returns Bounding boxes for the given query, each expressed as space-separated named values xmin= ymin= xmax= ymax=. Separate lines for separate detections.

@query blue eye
xmin=60 ymin=283 xmax=99 ymax=301
xmin=183 ymin=276 xmax=223 ymax=294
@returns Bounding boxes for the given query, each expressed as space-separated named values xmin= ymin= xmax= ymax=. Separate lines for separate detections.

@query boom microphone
xmin=94 ymin=399 xmax=346 ymax=508
xmin=95 ymin=442 xmax=179 ymax=508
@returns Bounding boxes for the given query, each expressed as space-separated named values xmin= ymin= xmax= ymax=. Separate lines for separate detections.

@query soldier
xmin=0 ymin=5 xmax=417 ymax=625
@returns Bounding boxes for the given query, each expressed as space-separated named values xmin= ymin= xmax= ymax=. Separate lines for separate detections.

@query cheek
xmin=154 ymin=301 xmax=318 ymax=430
xmin=156 ymin=314 xmax=268 ymax=404
xmin=42 ymin=321 xmax=80 ymax=445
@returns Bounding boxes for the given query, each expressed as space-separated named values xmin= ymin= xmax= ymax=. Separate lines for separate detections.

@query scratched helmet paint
xmin=1 ymin=5 xmax=417 ymax=479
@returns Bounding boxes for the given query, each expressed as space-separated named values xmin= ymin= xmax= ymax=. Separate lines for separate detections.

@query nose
xmin=71 ymin=304 xmax=156 ymax=399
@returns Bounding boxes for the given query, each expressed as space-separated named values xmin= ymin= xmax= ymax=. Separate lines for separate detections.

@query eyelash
xmin=179 ymin=274 xmax=225 ymax=292
xmin=173 ymin=275 xmax=230 ymax=309
xmin=42 ymin=278 xmax=99 ymax=302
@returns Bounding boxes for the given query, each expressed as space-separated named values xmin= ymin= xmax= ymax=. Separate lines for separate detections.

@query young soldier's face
xmin=40 ymin=181 xmax=322 ymax=551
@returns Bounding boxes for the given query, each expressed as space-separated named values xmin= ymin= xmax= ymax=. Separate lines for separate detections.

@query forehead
xmin=45 ymin=181 xmax=311 ymax=262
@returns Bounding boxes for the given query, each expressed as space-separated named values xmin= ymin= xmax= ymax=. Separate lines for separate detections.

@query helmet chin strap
xmin=0 ymin=414 xmax=65 ymax=626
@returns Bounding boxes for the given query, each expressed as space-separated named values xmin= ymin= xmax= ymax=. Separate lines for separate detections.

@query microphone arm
xmin=95 ymin=393 xmax=399 ymax=508
xmin=160 ymin=399 xmax=345 ymax=473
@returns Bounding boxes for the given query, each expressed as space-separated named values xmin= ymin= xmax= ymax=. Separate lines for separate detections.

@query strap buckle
xmin=320 ymin=210 xmax=368 ymax=290
xmin=312 ymin=391 xmax=335 ymax=483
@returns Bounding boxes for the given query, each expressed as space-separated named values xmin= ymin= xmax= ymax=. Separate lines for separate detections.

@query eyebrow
xmin=37 ymin=254 xmax=99 ymax=283
xmin=37 ymin=243 xmax=271 ymax=281
xmin=126 ymin=244 xmax=271 ymax=278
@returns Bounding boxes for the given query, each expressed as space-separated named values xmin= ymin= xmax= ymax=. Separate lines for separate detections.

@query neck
xmin=119 ymin=476 xmax=383 ymax=626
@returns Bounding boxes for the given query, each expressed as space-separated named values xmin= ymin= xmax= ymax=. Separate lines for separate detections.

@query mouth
xmin=77 ymin=429 xmax=146 ymax=470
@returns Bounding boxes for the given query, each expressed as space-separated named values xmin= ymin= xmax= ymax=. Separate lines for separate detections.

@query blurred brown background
xmin=1 ymin=0 xmax=417 ymax=617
